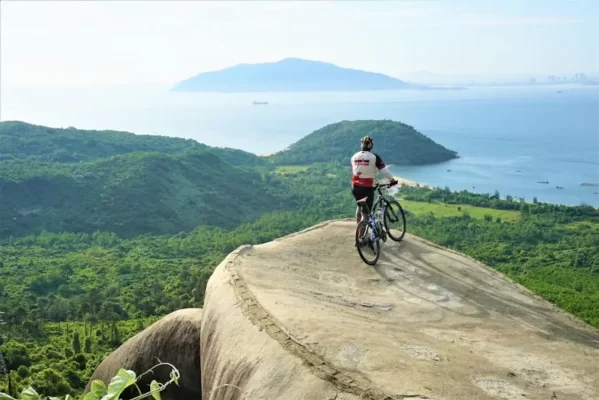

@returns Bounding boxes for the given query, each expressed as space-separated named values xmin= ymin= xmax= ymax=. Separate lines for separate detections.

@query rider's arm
xmin=375 ymin=154 xmax=395 ymax=181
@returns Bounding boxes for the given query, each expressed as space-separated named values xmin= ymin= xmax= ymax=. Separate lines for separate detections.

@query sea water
xmin=2 ymin=84 xmax=598 ymax=206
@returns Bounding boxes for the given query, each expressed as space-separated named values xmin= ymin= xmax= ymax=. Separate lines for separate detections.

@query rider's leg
xmin=352 ymin=185 xmax=373 ymax=240
xmin=358 ymin=210 xmax=369 ymax=238
xmin=359 ymin=188 xmax=374 ymax=239
xmin=352 ymin=186 xmax=364 ymax=231
xmin=357 ymin=206 xmax=368 ymax=238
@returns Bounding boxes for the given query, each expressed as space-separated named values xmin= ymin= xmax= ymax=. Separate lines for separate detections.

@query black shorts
xmin=351 ymin=185 xmax=375 ymax=213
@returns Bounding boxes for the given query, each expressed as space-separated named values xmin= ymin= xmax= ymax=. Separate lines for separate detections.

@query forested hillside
xmin=0 ymin=121 xmax=264 ymax=166
xmin=0 ymin=122 xmax=289 ymax=238
xmin=0 ymin=150 xmax=295 ymax=237
xmin=267 ymin=120 xmax=459 ymax=165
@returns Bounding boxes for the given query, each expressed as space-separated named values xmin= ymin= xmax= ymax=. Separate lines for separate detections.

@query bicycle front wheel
xmin=384 ymin=200 xmax=406 ymax=242
xmin=355 ymin=220 xmax=380 ymax=265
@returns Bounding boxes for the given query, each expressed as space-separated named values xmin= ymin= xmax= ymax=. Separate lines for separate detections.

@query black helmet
xmin=360 ymin=136 xmax=374 ymax=151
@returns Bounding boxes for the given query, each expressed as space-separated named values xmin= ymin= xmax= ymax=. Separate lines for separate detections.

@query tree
xmin=31 ymin=368 xmax=72 ymax=397
xmin=16 ymin=366 xmax=28 ymax=379
xmin=83 ymin=336 xmax=92 ymax=354
xmin=7 ymin=374 xmax=16 ymax=398
xmin=72 ymin=331 xmax=81 ymax=354
xmin=109 ymin=322 xmax=121 ymax=347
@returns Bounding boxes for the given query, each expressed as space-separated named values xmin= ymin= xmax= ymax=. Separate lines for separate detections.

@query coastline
xmin=393 ymin=175 xmax=431 ymax=189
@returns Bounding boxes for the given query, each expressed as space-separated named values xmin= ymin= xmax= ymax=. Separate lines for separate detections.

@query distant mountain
xmin=172 ymin=58 xmax=426 ymax=92
xmin=267 ymin=120 xmax=459 ymax=166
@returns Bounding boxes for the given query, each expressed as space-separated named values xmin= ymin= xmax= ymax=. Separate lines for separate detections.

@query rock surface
xmin=201 ymin=219 xmax=599 ymax=400
xmin=86 ymin=308 xmax=203 ymax=400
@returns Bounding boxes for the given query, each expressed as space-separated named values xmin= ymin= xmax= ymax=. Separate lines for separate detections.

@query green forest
xmin=1 ymin=121 xmax=598 ymax=398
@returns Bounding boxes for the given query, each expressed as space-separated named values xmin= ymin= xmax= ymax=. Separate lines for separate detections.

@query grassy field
xmin=564 ymin=220 xmax=599 ymax=230
xmin=274 ymin=165 xmax=310 ymax=175
xmin=399 ymin=199 xmax=521 ymax=222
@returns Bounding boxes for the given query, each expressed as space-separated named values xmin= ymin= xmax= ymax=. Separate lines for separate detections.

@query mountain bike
xmin=355 ymin=181 xmax=407 ymax=265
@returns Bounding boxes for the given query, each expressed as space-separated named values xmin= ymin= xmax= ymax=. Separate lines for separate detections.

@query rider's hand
xmin=390 ymin=179 xmax=398 ymax=186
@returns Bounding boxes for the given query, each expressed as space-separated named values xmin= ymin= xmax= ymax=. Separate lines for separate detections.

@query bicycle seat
xmin=356 ymin=197 xmax=369 ymax=204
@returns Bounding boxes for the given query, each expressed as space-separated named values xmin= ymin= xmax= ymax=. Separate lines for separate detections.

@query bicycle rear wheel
xmin=384 ymin=200 xmax=406 ymax=242
xmin=355 ymin=220 xmax=380 ymax=265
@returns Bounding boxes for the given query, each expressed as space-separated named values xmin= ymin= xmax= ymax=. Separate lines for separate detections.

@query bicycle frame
xmin=367 ymin=214 xmax=378 ymax=240
xmin=360 ymin=183 xmax=392 ymax=241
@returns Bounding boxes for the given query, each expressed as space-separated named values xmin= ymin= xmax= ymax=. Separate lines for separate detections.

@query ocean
xmin=2 ymin=84 xmax=598 ymax=207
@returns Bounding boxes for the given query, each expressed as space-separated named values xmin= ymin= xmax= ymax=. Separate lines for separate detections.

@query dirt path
xmin=202 ymin=220 xmax=599 ymax=400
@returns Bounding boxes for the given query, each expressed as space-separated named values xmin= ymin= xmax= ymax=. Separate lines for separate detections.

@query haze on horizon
xmin=1 ymin=0 xmax=598 ymax=87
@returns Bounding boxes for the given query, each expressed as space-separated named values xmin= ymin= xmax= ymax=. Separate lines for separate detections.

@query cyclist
xmin=351 ymin=136 xmax=398 ymax=242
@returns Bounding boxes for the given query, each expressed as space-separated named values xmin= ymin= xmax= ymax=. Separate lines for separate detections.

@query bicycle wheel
xmin=384 ymin=200 xmax=406 ymax=242
xmin=355 ymin=220 xmax=380 ymax=265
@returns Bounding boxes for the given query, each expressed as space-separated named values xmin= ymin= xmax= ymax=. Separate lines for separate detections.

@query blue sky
xmin=1 ymin=0 xmax=597 ymax=86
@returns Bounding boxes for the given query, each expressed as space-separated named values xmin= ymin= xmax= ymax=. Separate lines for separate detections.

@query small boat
xmin=252 ymin=101 xmax=268 ymax=105
xmin=556 ymin=186 xmax=564 ymax=190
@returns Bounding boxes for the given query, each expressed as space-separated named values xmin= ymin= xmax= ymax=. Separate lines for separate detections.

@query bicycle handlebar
xmin=375 ymin=180 xmax=398 ymax=189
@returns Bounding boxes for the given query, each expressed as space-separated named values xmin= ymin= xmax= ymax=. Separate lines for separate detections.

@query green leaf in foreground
xmin=169 ymin=369 xmax=179 ymax=387
xmin=149 ymin=380 xmax=161 ymax=400
xmin=83 ymin=380 xmax=108 ymax=400
xmin=102 ymin=369 xmax=136 ymax=400
xmin=20 ymin=387 xmax=40 ymax=400
xmin=83 ymin=392 xmax=99 ymax=400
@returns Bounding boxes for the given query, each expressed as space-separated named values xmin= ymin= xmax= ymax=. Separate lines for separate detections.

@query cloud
xmin=353 ymin=7 xmax=440 ymax=19
xmin=427 ymin=13 xmax=580 ymax=27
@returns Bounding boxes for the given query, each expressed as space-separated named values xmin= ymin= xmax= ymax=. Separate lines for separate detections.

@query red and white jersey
xmin=351 ymin=151 xmax=393 ymax=187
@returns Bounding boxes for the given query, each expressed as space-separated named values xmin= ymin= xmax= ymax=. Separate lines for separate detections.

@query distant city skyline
xmin=1 ymin=0 xmax=598 ymax=87
xmin=399 ymin=69 xmax=598 ymax=85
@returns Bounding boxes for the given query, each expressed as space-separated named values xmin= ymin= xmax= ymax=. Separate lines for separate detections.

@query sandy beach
xmin=393 ymin=175 xmax=430 ymax=189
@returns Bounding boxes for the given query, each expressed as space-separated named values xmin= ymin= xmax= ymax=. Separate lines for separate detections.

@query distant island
xmin=268 ymin=120 xmax=459 ymax=166
xmin=172 ymin=58 xmax=453 ymax=92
